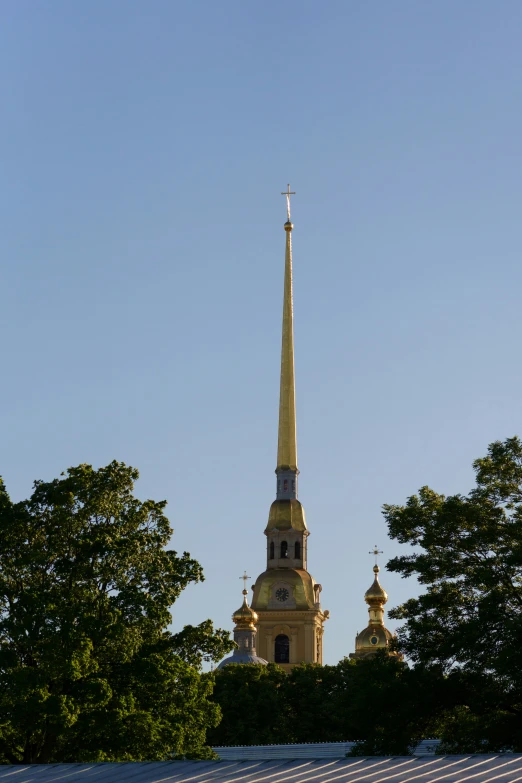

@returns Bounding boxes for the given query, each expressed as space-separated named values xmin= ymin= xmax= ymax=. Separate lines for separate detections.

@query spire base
xmin=276 ymin=467 xmax=298 ymax=499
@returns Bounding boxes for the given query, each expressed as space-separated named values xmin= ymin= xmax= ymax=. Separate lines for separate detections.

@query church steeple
xmin=250 ymin=188 xmax=328 ymax=669
xmin=276 ymin=185 xmax=298 ymax=501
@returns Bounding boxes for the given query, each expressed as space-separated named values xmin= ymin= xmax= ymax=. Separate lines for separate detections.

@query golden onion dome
xmin=364 ymin=565 xmax=388 ymax=604
xmin=232 ymin=590 xmax=259 ymax=629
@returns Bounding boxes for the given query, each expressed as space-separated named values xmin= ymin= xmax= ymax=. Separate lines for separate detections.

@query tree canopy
xmin=0 ymin=461 xmax=233 ymax=764
xmin=385 ymin=436 xmax=522 ymax=752
xmin=208 ymin=656 xmax=447 ymax=755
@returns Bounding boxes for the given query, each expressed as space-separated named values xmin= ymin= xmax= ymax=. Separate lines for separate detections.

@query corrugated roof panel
xmin=2 ymin=756 xmax=522 ymax=783
xmin=212 ymin=741 xmax=443 ymax=761
xmin=213 ymin=745 xmax=351 ymax=761
xmin=153 ymin=761 xmax=244 ymax=783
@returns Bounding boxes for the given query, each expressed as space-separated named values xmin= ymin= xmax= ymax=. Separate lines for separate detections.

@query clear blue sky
xmin=2 ymin=0 xmax=522 ymax=665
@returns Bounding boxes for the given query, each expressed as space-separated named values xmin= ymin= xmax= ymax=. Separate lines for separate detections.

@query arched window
xmin=294 ymin=541 xmax=301 ymax=559
xmin=270 ymin=541 xmax=275 ymax=559
xmin=274 ymin=634 xmax=290 ymax=664
xmin=280 ymin=541 xmax=288 ymax=559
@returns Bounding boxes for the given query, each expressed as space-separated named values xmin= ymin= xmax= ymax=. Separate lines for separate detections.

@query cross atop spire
xmin=281 ymin=184 xmax=296 ymax=222
xmin=369 ymin=546 xmax=383 ymax=566
xmin=239 ymin=571 xmax=251 ymax=594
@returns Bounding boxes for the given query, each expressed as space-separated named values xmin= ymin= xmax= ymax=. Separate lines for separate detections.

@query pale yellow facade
xmin=254 ymin=611 xmax=325 ymax=670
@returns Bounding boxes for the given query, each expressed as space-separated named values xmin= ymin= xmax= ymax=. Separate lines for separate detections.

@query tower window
xmin=280 ymin=541 xmax=288 ymax=558
xmin=292 ymin=480 xmax=295 ymax=492
xmin=274 ymin=634 xmax=290 ymax=664
xmin=283 ymin=479 xmax=288 ymax=491
xmin=294 ymin=541 xmax=300 ymax=559
xmin=270 ymin=541 xmax=275 ymax=559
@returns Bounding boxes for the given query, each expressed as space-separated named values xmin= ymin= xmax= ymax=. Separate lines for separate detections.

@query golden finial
xmin=281 ymin=183 xmax=295 ymax=224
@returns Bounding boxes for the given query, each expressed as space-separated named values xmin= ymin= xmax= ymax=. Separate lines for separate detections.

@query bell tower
xmin=251 ymin=187 xmax=329 ymax=671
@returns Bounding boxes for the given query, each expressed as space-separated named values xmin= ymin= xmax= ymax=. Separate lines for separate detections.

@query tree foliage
xmin=385 ymin=436 xmax=522 ymax=752
xmin=0 ymin=462 xmax=233 ymax=764
xmin=208 ymin=656 xmax=446 ymax=754
xmin=208 ymin=663 xmax=287 ymax=747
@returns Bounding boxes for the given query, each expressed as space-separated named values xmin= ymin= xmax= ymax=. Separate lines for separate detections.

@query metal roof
xmin=1 ymin=755 xmax=522 ymax=783
xmin=212 ymin=740 xmax=441 ymax=759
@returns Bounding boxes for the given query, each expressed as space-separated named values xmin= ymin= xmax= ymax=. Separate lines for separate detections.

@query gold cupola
xmin=365 ymin=564 xmax=388 ymax=605
xmin=350 ymin=551 xmax=402 ymax=661
xmin=232 ymin=590 xmax=259 ymax=630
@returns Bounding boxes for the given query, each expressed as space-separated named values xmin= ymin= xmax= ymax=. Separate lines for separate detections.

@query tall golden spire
xmin=250 ymin=189 xmax=328 ymax=670
xmin=277 ymin=185 xmax=298 ymax=476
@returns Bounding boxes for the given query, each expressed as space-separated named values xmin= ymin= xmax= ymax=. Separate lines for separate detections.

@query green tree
xmin=283 ymin=663 xmax=342 ymax=743
xmin=336 ymin=656 xmax=448 ymax=755
xmin=207 ymin=664 xmax=287 ymax=747
xmin=209 ymin=657 xmax=447 ymax=753
xmin=385 ymin=436 xmax=522 ymax=751
xmin=0 ymin=462 xmax=233 ymax=764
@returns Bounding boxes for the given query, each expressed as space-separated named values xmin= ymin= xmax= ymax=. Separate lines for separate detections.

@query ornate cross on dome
xmin=281 ymin=183 xmax=296 ymax=221
xmin=239 ymin=571 xmax=251 ymax=592
xmin=369 ymin=546 xmax=383 ymax=565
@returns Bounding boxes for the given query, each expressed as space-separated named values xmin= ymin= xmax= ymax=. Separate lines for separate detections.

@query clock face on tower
xmin=275 ymin=587 xmax=290 ymax=602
